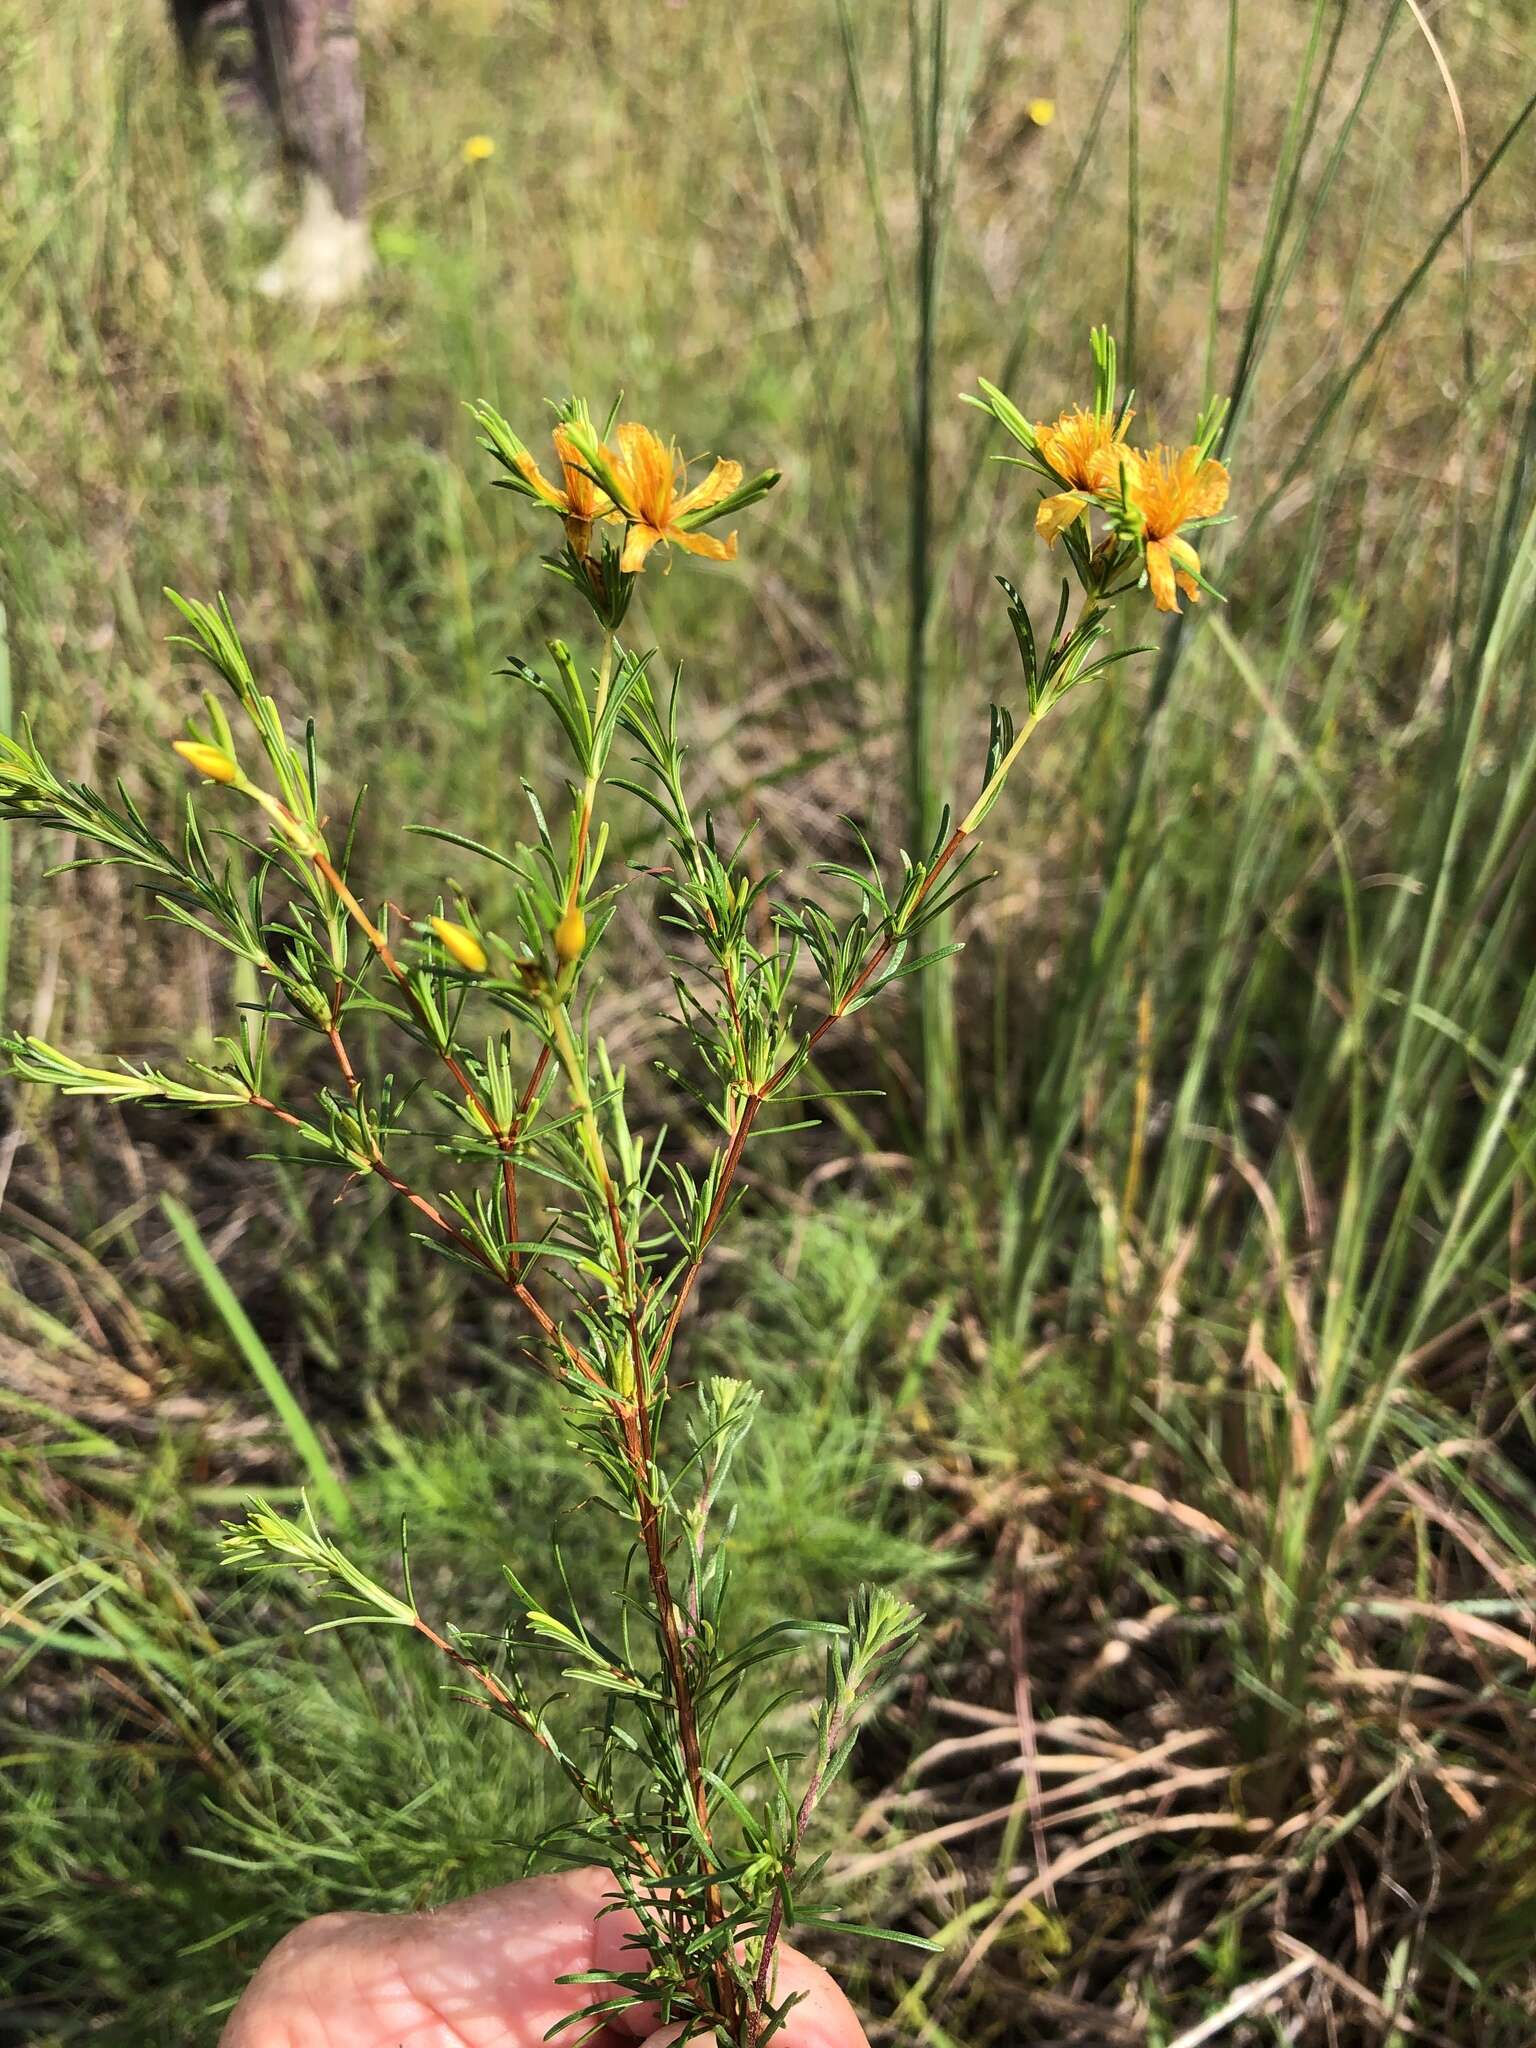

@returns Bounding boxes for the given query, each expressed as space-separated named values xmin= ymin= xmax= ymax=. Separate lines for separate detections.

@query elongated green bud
xmin=554 ymin=903 xmax=587 ymax=967
xmin=430 ymin=917 xmax=487 ymax=974
xmin=173 ymin=739 xmax=239 ymax=785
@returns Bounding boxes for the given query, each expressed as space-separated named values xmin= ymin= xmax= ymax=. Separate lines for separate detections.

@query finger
xmin=394 ymin=1866 xmax=640 ymax=2044
xmin=742 ymin=1945 xmax=870 ymax=2048
xmin=221 ymin=1868 xmax=637 ymax=2048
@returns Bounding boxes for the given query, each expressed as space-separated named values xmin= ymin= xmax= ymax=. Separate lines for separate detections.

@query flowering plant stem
xmin=0 ymin=342 xmax=1229 ymax=2043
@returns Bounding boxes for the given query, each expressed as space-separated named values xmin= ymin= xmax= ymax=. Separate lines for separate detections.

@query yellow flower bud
xmin=554 ymin=902 xmax=587 ymax=967
xmin=462 ymin=134 xmax=496 ymax=164
xmin=430 ymin=916 xmax=488 ymax=974
xmin=173 ymin=739 xmax=240 ymax=784
xmin=1028 ymin=98 xmax=1056 ymax=127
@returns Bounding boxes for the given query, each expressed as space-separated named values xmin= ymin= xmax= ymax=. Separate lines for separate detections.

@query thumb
xmin=636 ymin=1949 xmax=869 ymax=2048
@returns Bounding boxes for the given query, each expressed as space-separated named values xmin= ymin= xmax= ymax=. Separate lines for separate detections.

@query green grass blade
xmin=161 ymin=1193 xmax=350 ymax=1527
xmin=0 ymin=599 xmax=10 ymax=1019
xmin=1124 ymin=0 xmax=1141 ymax=379
xmin=1204 ymin=0 xmax=1240 ymax=394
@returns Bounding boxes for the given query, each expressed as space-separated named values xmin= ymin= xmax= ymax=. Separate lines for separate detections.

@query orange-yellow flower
xmin=512 ymin=427 xmax=616 ymax=559
xmin=1032 ymin=406 xmax=1133 ymax=544
xmin=1124 ymin=444 xmax=1230 ymax=612
xmin=607 ymin=424 xmax=742 ymax=575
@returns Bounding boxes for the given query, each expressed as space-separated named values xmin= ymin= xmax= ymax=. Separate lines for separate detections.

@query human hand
xmin=218 ymin=1865 xmax=869 ymax=2048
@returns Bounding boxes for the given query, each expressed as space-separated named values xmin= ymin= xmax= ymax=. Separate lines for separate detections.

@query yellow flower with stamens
xmin=1123 ymin=444 xmax=1230 ymax=612
xmin=607 ymin=424 xmax=742 ymax=575
xmin=1032 ymin=406 xmax=1133 ymax=544
xmin=510 ymin=427 xmax=616 ymax=560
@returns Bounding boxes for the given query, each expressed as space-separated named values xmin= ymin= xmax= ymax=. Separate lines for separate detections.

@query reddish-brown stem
xmin=540 ymin=638 xmax=735 ymax=2020
xmin=620 ymin=1404 xmax=735 ymax=2027
xmin=249 ymin=1093 xmax=307 ymax=1131
xmin=604 ymin=838 xmax=976 ymax=2032
xmin=291 ymin=835 xmax=611 ymax=1391
xmin=247 ymin=790 xmax=728 ymax=2018
xmin=649 ymin=825 xmax=971 ymax=1377
xmin=251 ymin=1041 xmax=600 ymax=1392
xmin=308 ymin=844 xmax=499 ymax=1134
xmin=518 ymin=1046 xmax=552 ymax=1118
xmin=417 ymin=1185 xmax=582 ymax=1375
xmin=793 ymin=822 xmax=969 ymax=1071
xmin=746 ymin=1714 xmax=840 ymax=2041
xmin=605 ymin=1176 xmax=650 ymax=1396
xmin=326 ymin=1024 xmax=362 ymax=1101
xmin=310 ymin=842 xmax=566 ymax=1329
xmin=649 ymin=1095 xmax=759 ymax=1372
xmin=504 ymin=1045 xmax=551 ymax=1278
xmin=410 ymin=1611 xmax=664 ymax=1881
xmin=541 ymin=1001 xmax=727 ymax=1990
xmin=374 ymin=1155 xmax=604 ymax=1388
xmin=502 ymin=1153 xmax=519 ymax=1266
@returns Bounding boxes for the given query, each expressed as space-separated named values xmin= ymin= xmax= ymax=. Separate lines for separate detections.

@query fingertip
xmin=631 ymin=1957 xmax=865 ymax=2048
xmin=756 ymin=1947 xmax=870 ymax=2048
xmin=636 ymin=1996 xmax=867 ymax=2048
xmin=588 ymin=1892 xmax=867 ymax=2048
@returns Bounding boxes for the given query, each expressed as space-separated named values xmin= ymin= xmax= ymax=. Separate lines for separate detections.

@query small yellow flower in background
xmin=1028 ymin=98 xmax=1056 ymax=127
xmin=514 ymin=427 xmax=618 ymax=560
xmin=430 ymin=916 xmax=488 ymax=974
xmin=1123 ymin=445 xmax=1230 ymax=612
xmin=607 ymin=424 xmax=743 ymax=575
xmin=553 ymin=902 xmax=587 ymax=967
xmin=173 ymin=740 xmax=240 ymax=784
xmin=1032 ymin=406 xmax=1133 ymax=544
xmin=462 ymin=135 xmax=496 ymax=165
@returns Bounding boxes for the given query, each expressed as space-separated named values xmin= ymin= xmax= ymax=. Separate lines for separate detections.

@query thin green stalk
xmin=906 ymin=0 xmax=943 ymax=864
xmin=741 ymin=26 xmax=881 ymax=636
xmin=0 ymin=601 xmax=10 ymax=1020
xmin=1124 ymin=0 xmax=1141 ymax=381
xmin=959 ymin=709 xmax=1042 ymax=836
xmin=1204 ymin=0 xmax=1240 ymax=395
xmin=836 ymin=0 xmax=913 ymax=442
xmin=927 ymin=30 xmax=1129 ymax=628
xmin=906 ymin=0 xmax=960 ymax=1156
xmin=1237 ymin=2 xmax=1405 ymax=446
xmin=1348 ymin=503 xmax=1536 ymax=1353
xmin=1243 ymin=77 xmax=1536 ymax=545
xmin=1005 ymin=46 xmax=1536 ymax=1336
xmin=1221 ymin=0 xmax=1340 ymax=450
xmin=161 ymin=1193 xmax=351 ymax=1527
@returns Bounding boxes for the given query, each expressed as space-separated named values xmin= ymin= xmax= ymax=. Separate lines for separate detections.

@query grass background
xmin=4 ymin=1 xmax=1536 ymax=2041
